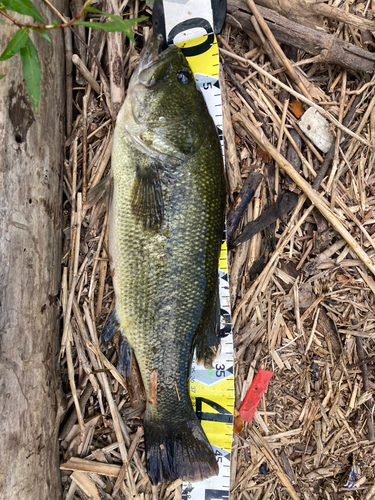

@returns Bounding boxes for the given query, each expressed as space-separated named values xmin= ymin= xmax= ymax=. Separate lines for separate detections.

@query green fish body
xmin=105 ymin=34 xmax=226 ymax=484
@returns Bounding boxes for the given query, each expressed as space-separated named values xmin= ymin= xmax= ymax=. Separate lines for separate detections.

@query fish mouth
xmin=137 ymin=34 xmax=180 ymax=88
xmin=138 ymin=33 xmax=165 ymax=71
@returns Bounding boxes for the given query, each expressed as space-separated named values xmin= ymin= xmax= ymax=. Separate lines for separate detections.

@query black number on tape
xmin=205 ymin=490 xmax=229 ymax=500
xmin=214 ymin=449 xmax=223 ymax=463
xmin=195 ymin=397 xmax=233 ymax=423
xmin=215 ymin=363 xmax=225 ymax=378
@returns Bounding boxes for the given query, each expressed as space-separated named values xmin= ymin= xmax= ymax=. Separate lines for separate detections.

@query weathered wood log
xmin=254 ymin=0 xmax=375 ymax=32
xmin=254 ymin=0 xmax=324 ymax=29
xmin=0 ymin=1 xmax=67 ymax=498
xmin=227 ymin=0 xmax=375 ymax=73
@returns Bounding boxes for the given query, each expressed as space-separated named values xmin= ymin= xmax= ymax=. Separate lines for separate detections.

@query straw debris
xmin=58 ymin=1 xmax=375 ymax=498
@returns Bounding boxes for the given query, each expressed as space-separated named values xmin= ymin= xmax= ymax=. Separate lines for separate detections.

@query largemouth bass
xmin=103 ymin=33 xmax=226 ymax=485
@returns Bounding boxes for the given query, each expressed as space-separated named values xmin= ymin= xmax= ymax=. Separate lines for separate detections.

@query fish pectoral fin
xmin=84 ymin=174 xmax=113 ymax=211
xmin=131 ymin=161 xmax=164 ymax=231
xmin=195 ymin=284 xmax=221 ymax=366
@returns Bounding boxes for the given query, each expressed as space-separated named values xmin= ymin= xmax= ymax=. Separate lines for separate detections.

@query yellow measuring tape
xmin=176 ymin=32 xmax=234 ymax=499
xmin=176 ymin=34 xmax=220 ymax=77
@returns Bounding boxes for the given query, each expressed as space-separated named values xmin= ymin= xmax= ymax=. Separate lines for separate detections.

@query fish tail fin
xmin=144 ymin=408 xmax=219 ymax=485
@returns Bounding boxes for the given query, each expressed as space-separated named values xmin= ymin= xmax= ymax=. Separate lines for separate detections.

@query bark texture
xmin=0 ymin=2 xmax=67 ymax=498
xmin=254 ymin=0 xmax=324 ymax=28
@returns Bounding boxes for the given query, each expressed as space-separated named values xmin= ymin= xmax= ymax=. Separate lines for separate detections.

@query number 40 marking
xmin=195 ymin=397 xmax=233 ymax=424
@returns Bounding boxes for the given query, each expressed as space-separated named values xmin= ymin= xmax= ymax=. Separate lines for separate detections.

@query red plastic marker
xmin=239 ymin=369 xmax=273 ymax=423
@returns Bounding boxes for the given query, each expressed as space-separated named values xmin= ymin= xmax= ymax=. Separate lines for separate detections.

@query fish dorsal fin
xmin=131 ymin=160 xmax=164 ymax=231
xmin=84 ymin=175 xmax=113 ymax=211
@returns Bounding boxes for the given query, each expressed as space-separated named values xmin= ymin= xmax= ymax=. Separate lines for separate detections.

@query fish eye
xmin=176 ymin=70 xmax=189 ymax=85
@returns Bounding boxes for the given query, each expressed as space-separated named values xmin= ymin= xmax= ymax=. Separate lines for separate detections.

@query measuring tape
xmin=153 ymin=3 xmax=233 ymax=498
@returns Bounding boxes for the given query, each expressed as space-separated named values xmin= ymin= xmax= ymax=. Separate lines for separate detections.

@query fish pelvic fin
xmin=102 ymin=310 xmax=132 ymax=381
xmin=130 ymin=160 xmax=164 ymax=232
xmin=102 ymin=316 xmax=144 ymax=407
xmin=144 ymin=408 xmax=219 ymax=485
xmin=101 ymin=309 xmax=120 ymax=346
xmin=117 ymin=334 xmax=133 ymax=381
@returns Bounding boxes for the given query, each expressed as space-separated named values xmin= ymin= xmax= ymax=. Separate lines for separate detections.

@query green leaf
xmin=75 ymin=17 xmax=146 ymax=41
xmin=84 ymin=5 xmax=145 ymax=24
xmin=32 ymin=28 xmax=51 ymax=43
xmin=0 ymin=28 xmax=29 ymax=61
xmin=84 ymin=5 xmax=123 ymax=20
xmin=0 ymin=74 xmax=6 ymax=80
xmin=20 ymin=36 xmax=40 ymax=113
xmin=1 ymin=0 xmax=44 ymax=24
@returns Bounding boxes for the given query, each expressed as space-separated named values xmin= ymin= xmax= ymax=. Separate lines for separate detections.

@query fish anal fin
xmin=118 ymin=336 xmax=147 ymax=410
xmin=102 ymin=310 xmax=145 ymax=409
xmin=195 ymin=285 xmax=221 ymax=366
xmin=131 ymin=161 xmax=164 ymax=231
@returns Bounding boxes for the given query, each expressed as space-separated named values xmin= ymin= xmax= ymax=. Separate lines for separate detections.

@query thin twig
xmin=72 ymin=55 xmax=101 ymax=95
xmin=1 ymin=0 xmax=92 ymax=29
xmin=356 ymin=336 xmax=374 ymax=442
xmin=82 ymin=89 xmax=89 ymax=204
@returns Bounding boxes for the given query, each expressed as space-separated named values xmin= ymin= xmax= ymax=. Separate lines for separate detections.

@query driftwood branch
xmin=254 ymin=0 xmax=325 ymax=29
xmin=227 ymin=0 xmax=375 ymax=73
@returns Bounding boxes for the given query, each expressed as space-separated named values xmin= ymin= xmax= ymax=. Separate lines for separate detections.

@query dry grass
xmin=59 ymin=1 xmax=375 ymax=498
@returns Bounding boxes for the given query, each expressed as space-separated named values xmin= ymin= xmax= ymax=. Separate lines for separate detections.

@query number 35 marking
xmin=215 ymin=363 xmax=225 ymax=377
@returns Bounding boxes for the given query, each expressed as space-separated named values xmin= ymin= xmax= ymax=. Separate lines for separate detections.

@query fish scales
xmin=107 ymin=34 xmax=226 ymax=485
